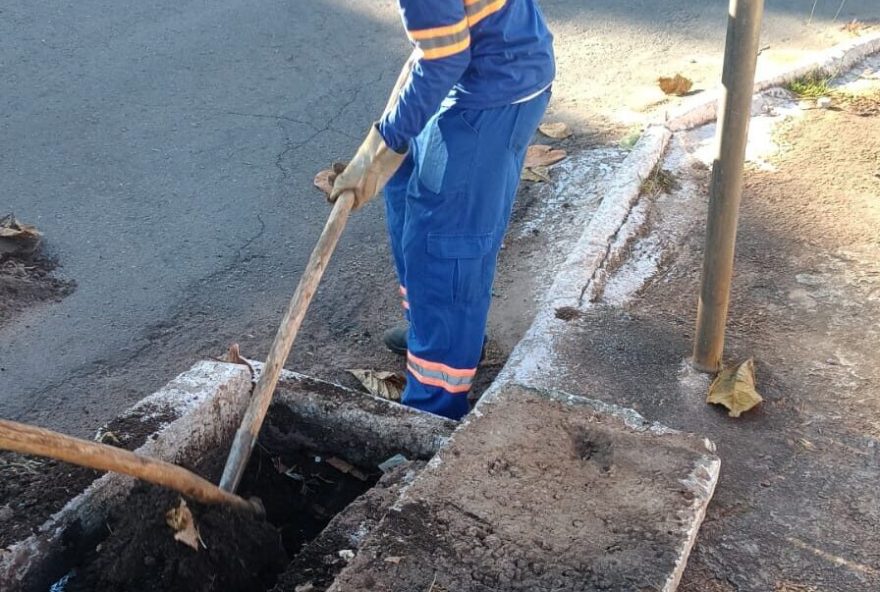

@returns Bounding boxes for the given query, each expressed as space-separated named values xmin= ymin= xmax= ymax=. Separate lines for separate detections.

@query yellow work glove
xmin=329 ymin=125 xmax=406 ymax=210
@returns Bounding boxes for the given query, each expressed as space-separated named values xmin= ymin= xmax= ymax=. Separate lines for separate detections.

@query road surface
xmin=1 ymin=0 xmax=875 ymax=434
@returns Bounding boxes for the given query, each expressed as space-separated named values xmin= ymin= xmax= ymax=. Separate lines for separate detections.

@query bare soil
xmin=0 ymin=453 xmax=100 ymax=549
xmin=553 ymin=102 xmax=880 ymax=590
xmin=63 ymin=446 xmax=378 ymax=592
xmin=0 ymin=404 xmax=181 ymax=551
xmin=65 ymin=483 xmax=287 ymax=592
xmin=0 ymin=254 xmax=74 ymax=328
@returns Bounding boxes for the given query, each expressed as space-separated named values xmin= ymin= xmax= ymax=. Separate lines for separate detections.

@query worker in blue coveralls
xmin=327 ymin=0 xmax=555 ymax=421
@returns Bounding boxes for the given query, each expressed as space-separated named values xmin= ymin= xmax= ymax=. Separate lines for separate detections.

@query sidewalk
xmin=515 ymin=57 xmax=880 ymax=590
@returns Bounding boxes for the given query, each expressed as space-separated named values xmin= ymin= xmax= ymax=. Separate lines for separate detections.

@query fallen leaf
xmin=520 ymin=166 xmax=551 ymax=183
xmin=326 ymin=456 xmax=368 ymax=481
xmin=94 ymin=430 xmax=122 ymax=447
xmin=165 ymin=499 xmax=203 ymax=551
xmin=524 ymin=144 xmax=567 ymax=168
xmin=295 ymin=583 xmax=315 ymax=592
xmin=220 ymin=343 xmax=246 ymax=364
xmin=706 ymin=359 xmax=764 ymax=417
xmin=271 ymin=456 xmax=289 ymax=474
xmin=538 ymin=121 xmax=572 ymax=139
xmin=0 ymin=214 xmax=42 ymax=256
xmin=384 ymin=556 xmax=403 ymax=564
xmin=658 ymin=74 xmax=694 ymax=96
xmin=798 ymin=438 xmax=816 ymax=451
xmin=348 ymin=369 xmax=405 ymax=401
xmin=215 ymin=343 xmax=255 ymax=379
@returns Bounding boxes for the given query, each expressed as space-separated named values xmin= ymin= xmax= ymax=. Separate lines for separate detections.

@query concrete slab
xmin=328 ymin=384 xmax=719 ymax=592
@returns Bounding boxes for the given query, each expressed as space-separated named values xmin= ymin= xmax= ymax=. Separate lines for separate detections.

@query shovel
xmin=219 ymin=190 xmax=356 ymax=493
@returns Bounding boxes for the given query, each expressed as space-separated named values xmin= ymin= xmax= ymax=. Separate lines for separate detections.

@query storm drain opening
xmin=55 ymin=438 xmax=410 ymax=592
xmin=0 ymin=363 xmax=454 ymax=592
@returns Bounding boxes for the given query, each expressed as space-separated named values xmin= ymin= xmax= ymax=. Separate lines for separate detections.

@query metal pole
xmin=692 ymin=0 xmax=764 ymax=373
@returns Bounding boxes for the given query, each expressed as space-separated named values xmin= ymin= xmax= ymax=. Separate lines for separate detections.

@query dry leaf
xmin=165 ymin=499 xmax=202 ymax=551
xmin=348 ymin=369 xmax=405 ymax=401
xmin=94 ymin=430 xmax=122 ymax=447
xmin=0 ymin=214 xmax=42 ymax=256
xmin=384 ymin=556 xmax=403 ymax=564
xmin=271 ymin=456 xmax=289 ymax=474
xmin=326 ymin=456 xmax=368 ymax=481
xmin=524 ymin=144 xmax=567 ymax=168
xmin=706 ymin=358 xmax=764 ymax=417
xmin=220 ymin=343 xmax=246 ymax=364
xmin=520 ymin=166 xmax=551 ymax=183
xmin=538 ymin=121 xmax=572 ymax=139
xmin=658 ymin=74 xmax=694 ymax=96
xmin=798 ymin=438 xmax=816 ymax=451
xmin=216 ymin=343 xmax=255 ymax=378
xmin=295 ymin=583 xmax=315 ymax=592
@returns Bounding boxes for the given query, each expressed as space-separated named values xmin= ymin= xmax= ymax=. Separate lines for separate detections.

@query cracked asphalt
xmin=1 ymin=0 xmax=876 ymax=435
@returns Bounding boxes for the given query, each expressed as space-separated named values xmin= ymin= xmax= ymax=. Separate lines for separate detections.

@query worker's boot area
xmin=1 ymin=361 xmax=717 ymax=592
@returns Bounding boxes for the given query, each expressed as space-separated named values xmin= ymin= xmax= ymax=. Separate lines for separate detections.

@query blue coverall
xmin=378 ymin=0 xmax=555 ymax=420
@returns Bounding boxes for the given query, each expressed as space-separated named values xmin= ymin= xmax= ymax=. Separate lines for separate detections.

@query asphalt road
xmin=1 ymin=0 xmax=876 ymax=435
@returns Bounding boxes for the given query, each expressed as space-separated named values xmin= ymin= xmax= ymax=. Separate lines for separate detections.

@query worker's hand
xmin=329 ymin=125 xmax=406 ymax=210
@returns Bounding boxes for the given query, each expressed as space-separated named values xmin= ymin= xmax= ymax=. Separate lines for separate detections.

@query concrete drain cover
xmin=329 ymin=384 xmax=719 ymax=592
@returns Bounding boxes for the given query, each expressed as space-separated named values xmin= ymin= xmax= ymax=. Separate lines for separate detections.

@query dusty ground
xmin=551 ymin=86 xmax=880 ymax=590
xmin=0 ymin=254 xmax=73 ymax=328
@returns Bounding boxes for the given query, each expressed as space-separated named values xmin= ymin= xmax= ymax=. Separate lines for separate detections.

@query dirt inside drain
xmin=53 ymin=445 xmax=379 ymax=592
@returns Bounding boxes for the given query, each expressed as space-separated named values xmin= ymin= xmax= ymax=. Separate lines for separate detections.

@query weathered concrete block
xmin=329 ymin=384 xmax=719 ymax=592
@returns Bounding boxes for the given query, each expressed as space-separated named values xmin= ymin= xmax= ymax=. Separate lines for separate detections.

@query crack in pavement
xmin=273 ymin=81 xmax=375 ymax=181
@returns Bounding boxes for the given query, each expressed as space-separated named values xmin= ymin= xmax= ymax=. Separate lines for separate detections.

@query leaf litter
xmin=348 ymin=369 xmax=405 ymax=401
xmin=658 ymin=74 xmax=694 ymax=96
xmin=706 ymin=358 xmax=764 ymax=417
xmin=165 ymin=498 xmax=204 ymax=551
xmin=0 ymin=213 xmax=42 ymax=257
xmin=538 ymin=121 xmax=572 ymax=139
xmin=521 ymin=144 xmax=567 ymax=183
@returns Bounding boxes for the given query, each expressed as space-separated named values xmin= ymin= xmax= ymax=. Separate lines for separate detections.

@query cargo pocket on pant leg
xmin=426 ymin=234 xmax=493 ymax=305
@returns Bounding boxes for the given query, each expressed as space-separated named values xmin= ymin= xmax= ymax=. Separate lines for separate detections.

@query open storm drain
xmin=53 ymin=444 xmax=407 ymax=592
xmin=0 ymin=362 xmax=455 ymax=592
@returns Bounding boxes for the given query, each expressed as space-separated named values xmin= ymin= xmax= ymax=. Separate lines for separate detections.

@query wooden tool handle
xmin=220 ymin=190 xmax=356 ymax=492
xmin=0 ymin=419 xmax=258 ymax=512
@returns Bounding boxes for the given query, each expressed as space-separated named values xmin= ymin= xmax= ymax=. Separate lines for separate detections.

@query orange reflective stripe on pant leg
xmin=407 ymin=363 xmax=472 ymax=394
xmin=407 ymin=352 xmax=476 ymax=379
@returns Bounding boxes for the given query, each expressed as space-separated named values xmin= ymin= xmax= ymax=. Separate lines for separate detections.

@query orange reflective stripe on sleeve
xmin=465 ymin=0 xmax=507 ymax=27
xmin=407 ymin=17 xmax=470 ymax=60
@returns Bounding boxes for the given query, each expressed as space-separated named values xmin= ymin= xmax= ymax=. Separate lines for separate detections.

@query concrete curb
xmin=483 ymin=31 xmax=880 ymax=406
xmin=664 ymin=30 xmax=880 ymax=131
xmin=0 ymin=360 xmax=253 ymax=591
xmin=478 ymin=125 xmax=670 ymax=407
